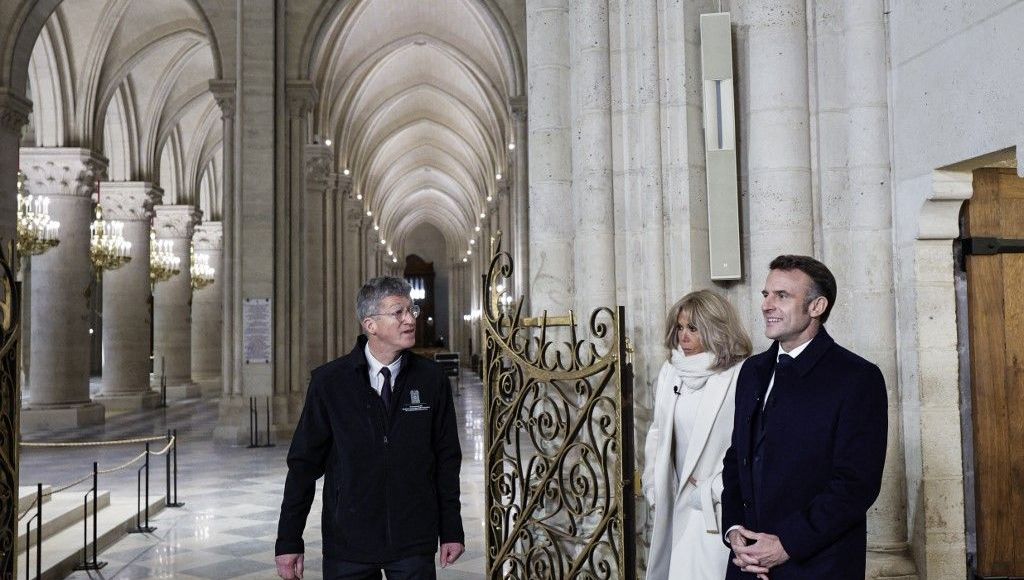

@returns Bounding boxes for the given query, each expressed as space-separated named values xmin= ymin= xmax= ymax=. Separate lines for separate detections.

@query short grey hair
xmin=356 ymin=276 xmax=412 ymax=320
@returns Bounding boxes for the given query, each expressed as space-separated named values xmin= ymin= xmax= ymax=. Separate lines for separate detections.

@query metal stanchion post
xmin=167 ymin=429 xmax=184 ymax=507
xmin=129 ymin=445 xmax=157 ymax=533
xmin=144 ymin=443 xmax=151 ymax=528
xmin=74 ymin=463 xmax=106 ymax=570
xmin=264 ymin=397 xmax=275 ymax=447
xmin=247 ymin=397 xmax=257 ymax=448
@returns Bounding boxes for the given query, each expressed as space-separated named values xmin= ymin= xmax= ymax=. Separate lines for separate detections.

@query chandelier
xmin=89 ymin=205 xmax=131 ymax=273
xmin=190 ymin=244 xmax=215 ymax=290
xmin=15 ymin=171 xmax=60 ymax=257
xmin=407 ymin=277 xmax=426 ymax=301
xmin=149 ymin=230 xmax=180 ymax=285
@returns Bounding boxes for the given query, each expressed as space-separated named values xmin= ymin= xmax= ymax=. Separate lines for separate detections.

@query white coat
xmin=642 ymin=359 xmax=742 ymax=580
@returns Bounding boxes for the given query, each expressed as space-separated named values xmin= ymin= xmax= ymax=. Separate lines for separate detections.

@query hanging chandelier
xmin=15 ymin=171 xmax=60 ymax=257
xmin=190 ymin=244 xmax=215 ymax=290
xmin=90 ymin=205 xmax=131 ymax=274
xmin=149 ymin=230 xmax=180 ymax=285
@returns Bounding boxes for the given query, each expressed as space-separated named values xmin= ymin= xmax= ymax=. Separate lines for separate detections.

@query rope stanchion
xmin=72 ymin=462 xmax=106 ymax=571
xmin=21 ymin=435 xmax=168 ymax=448
xmin=164 ymin=430 xmax=184 ymax=508
xmin=128 ymin=443 xmax=156 ymax=533
xmin=248 ymin=397 xmax=275 ymax=448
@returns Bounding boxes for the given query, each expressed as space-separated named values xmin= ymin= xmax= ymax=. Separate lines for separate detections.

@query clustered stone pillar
xmin=302 ymin=143 xmax=331 ymax=378
xmin=526 ymin=0 xmax=574 ymax=316
xmin=191 ymin=221 xmax=223 ymax=388
xmin=734 ymin=0 xmax=815 ymax=331
xmin=838 ymin=2 xmax=916 ymax=577
xmin=339 ymin=184 xmax=362 ymax=350
xmin=152 ymin=205 xmax=201 ymax=400
xmin=509 ymin=96 xmax=529 ymax=304
xmin=94 ymin=182 xmax=162 ymax=411
xmin=19 ymin=148 xmax=106 ymax=428
xmin=209 ymin=80 xmax=239 ymax=399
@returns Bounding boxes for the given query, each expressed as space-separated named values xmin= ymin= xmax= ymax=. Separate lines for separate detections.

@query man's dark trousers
xmin=324 ymin=554 xmax=435 ymax=580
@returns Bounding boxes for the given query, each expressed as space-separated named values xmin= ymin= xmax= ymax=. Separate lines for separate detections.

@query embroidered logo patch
xmin=410 ymin=389 xmax=421 ymax=405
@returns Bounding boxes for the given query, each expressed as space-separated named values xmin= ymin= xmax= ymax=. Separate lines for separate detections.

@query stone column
xmin=191 ymin=222 xmax=223 ymax=390
xmin=0 ymin=90 xmax=31 ymax=246
xmin=339 ymin=178 xmax=362 ymax=350
xmin=19 ymin=148 xmax=106 ymax=429
xmin=734 ymin=0 xmax=814 ymax=333
xmin=510 ymin=97 xmax=529 ymax=304
xmin=281 ymin=81 xmax=317 ymax=418
xmin=526 ymin=0 xmax=574 ymax=315
xmin=835 ymin=3 xmax=916 ymax=577
xmin=209 ymin=80 xmax=238 ymax=398
xmin=93 ymin=182 xmax=162 ymax=411
xmin=303 ymin=143 xmax=331 ymax=377
xmin=152 ymin=205 xmax=201 ymax=400
xmin=569 ymin=0 xmax=616 ymax=319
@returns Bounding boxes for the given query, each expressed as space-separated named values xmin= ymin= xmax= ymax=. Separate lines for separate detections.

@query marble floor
xmin=19 ymin=371 xmax=487 ymax=580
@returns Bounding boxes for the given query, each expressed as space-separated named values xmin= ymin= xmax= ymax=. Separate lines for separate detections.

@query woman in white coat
xmin=643 ymin=289 xmax=752 ymax=580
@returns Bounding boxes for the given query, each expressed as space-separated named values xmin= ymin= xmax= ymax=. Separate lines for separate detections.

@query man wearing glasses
xmin=276 ymin=276 xmax=465 ymax=579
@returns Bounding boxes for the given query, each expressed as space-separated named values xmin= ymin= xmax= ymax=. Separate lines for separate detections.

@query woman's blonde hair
xmin=664 ymin=289 xmax=752 ymax=371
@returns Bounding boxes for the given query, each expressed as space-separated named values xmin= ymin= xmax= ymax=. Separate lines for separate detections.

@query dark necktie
xmin=379 ymin=367 xmax=393 ymax=411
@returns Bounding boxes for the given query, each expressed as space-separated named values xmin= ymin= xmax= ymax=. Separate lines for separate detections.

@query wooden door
xmin=963 ymin=167 xmax=1024 ymax=577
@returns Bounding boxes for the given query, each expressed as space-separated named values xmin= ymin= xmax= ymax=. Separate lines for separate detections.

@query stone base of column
xmin=867 ymin=547 xmax=918 ymax=580
xmin=193 ymin=375 xmax=222 ymax=398
xmin=213 ymin=396 xmax=250 ymax=445
xmin=21 ymin=402 xmax=105 ymax=431
xmin=92 ymin=391 xmax=161 ymax=412
xmin=164 ymin=381 xmax=201 ymax=401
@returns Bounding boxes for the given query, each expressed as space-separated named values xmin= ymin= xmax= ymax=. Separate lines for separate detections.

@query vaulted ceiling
xmin=308 ymin=0 xmax=521 ymax=261
xmin=24 ymin=0 xmax=222 ymax=218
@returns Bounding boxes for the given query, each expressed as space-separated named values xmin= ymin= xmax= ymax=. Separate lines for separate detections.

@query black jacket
xmin=721 ymin=329 xmax=888 ymax=579
xmin=275 ymin=336 xmax=464 ymax=562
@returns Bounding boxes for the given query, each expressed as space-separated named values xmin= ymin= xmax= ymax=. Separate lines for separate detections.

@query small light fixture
xmin=343 ymin=168 xmax=350 ymax=176
xmin=356 ymin=193 xmax=363 ymax=200
xmin=469 ymin=239 xmax=475 ymax=245
xmin=495 ymin=173 xmax=502 ymax=181
xmin=467 ymin=249 xmax=472 ymax=255
xmin=380 ymin=239 xmax=386 ymax=245
xmin=392 ymin=256 xmax=398 ymax=263
xmin=480 ymin=212 xmax=486 ymax=219
xmin=374 ymin=223 xmax=380 ymax=231
xmin=325 ymin=139 xmax=333 ymax=147
xmin=366 ymin=210 xmax=373 ymax=216
xmin=486 ymin=195 xmax=493 ymax=202
xmin=474 ymin=225 xmax=481 ymax=232
xmin=508 ymin=142 xmax=515 ymax=150
xmin=387 ymin=249 xmax=394 ymax=256
xmin=462 ymin=257 xmax=468 ymax=263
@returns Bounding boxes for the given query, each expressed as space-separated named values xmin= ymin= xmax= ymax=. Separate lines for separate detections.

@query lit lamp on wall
xmin=407 ymin=277 xmax=426 ymax=301
xmin=15 ymin=170 xmax=60 ymax=257
xmin=149 ymin=230 xmax=181 ymax=286
xmin=190 ymin=243 xmax=215 ymax=290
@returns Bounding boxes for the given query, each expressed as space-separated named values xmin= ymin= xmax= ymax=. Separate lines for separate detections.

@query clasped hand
xmin=728 ymin=526 xmax=789 ymax=579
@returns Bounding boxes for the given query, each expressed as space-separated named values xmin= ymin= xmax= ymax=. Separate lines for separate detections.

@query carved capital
xmin=98 ymin=181 xmax=163 ymax=221
xmin=0 ymin=89 xmax=32 ymax=132
xmin=287 ymin=80 xmax=318 ymax=119
xmin=338 ymin=174 xmax=355 ymax=200
xmin=19 ymin=148 xmax=108 ymax=198
xmin=193 ymin=222 xmax=223 ymax=251
xmin=304 ymin=143 xmax=334 ymax=193
xmin=153 ymin=204 xmax=202 ymax=239
xmin=209 ymin=79 xmax=236 ymax=120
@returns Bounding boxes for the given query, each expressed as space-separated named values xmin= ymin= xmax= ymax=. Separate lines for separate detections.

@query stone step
xmin=17 ymin=495 xmax=166 ymax=580
xmin=17 ymin=490 xmax=112 ymax=551
xmin=18 ymin=485 xmax=53 ymax=513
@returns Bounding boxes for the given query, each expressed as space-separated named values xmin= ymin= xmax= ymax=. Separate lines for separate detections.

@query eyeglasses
xmin=368 ymin=305 xmax=421 ymax=321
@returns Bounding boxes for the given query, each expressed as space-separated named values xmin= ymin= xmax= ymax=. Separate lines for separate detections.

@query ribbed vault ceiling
xmin=310 ymin=0 xmax=517 ymax=260
xmin=26 ymin=0 xmax=221 ymax=216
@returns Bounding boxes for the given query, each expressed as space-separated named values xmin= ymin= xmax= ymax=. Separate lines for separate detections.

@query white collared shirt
xmin=365 ymin=343 xmax=402 ymax=396
xmin=762 ymin=338 xmax=812 ymax=409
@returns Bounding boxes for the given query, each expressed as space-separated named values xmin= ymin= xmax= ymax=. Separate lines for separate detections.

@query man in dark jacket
xmin=720 ymin=255 xmax=887 ymax=579
xmin=275 ymin=276 xmax=465 ymax=580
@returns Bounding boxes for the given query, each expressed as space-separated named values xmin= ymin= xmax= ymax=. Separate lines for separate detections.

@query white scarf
xmin=669 ymin=349 xmax=716 ymax=391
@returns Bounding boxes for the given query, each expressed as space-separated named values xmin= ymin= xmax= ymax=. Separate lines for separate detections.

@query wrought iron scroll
xmin=0 ymin=241 xmax=21 ymax=580
xmin=483 ymin=234 xmax=636 ymax=579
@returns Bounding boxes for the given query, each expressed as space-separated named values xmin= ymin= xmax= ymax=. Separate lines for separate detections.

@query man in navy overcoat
xmin=720 ymin=255 xmax=888 ymax=580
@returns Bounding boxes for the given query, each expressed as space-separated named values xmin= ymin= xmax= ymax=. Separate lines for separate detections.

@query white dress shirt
xmin=365 ymin=343 xmax=402 ymax=396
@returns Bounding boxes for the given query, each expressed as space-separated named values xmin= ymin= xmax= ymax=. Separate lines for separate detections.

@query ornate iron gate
xmin=482 ymin=238 xmax=636 ymax=579
xmin=0 ymin=242 xmax=21 ymax=580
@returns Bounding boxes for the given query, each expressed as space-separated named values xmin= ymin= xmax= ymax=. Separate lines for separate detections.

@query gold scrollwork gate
xmin=0 ymin=241 xmax=21 ymax=580
xmin=483 ymin=237 xmax=636 ymax=579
